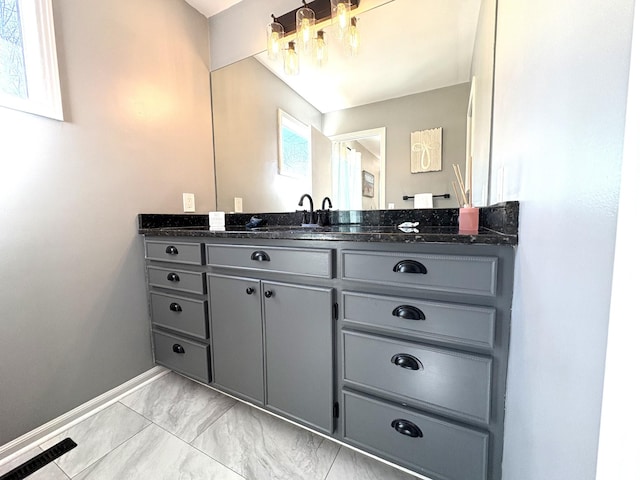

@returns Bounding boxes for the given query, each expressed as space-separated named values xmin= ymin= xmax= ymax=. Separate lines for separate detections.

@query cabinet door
xmin=208 ymin=274 xmax=264 ymax=403
xmin=263 ymin=281 xmax=334 ymax=434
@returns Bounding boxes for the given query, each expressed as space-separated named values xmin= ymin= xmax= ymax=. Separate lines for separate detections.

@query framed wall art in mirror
xmin=362 ymin=170 xmax=374 ymax=198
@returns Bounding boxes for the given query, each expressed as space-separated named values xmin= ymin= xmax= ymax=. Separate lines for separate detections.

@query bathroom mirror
xmin=211 ymin=0 xmax=497 ymax=213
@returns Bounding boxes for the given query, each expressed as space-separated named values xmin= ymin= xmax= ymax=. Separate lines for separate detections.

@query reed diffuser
xmin=452 ymin=163 xmax=479 ymax=233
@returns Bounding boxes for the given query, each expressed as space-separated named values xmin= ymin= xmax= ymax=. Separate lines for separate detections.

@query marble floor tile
xmin=121 ymin=372 xmax=236 ymax=443
xmin=325 ymin=447 xmax=419 ymax=480
xmin=73 ymin=423 xmax=244 ymax=480
xmin=0 ymin=446 xmax=69 ymax=480
xmin=39 ymin=402 xmax=150 ymax=478
xmin=192 ymin=403 xmax=339 ymax=480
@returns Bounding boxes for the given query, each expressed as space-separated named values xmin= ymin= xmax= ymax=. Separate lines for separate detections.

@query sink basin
xmin=250 ymin=225 xmax=324 ymax=232
xmin=249 ymin=225 xmax=402 ymax=234
xmin=154 ymin=224 xmax=434 ymax=235
xmin=159 ymin=225 xmax=211 ymax=230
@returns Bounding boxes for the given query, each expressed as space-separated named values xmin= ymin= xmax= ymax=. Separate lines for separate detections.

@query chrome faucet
xmin=298 ymin=194 xmax=316 ymax=225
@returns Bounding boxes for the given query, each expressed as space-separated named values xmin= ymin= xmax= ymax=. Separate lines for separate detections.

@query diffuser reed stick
xmin=452 ymin=181 xmax=463 ymax=207
xmin=452 ymin=163 xmax=469 ymax=206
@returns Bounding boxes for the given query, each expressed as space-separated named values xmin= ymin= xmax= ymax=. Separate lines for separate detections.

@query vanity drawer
xmin=343 ymin=291 xmax=496 ymax=349
xmin=341 ymin=250 xmax=498 ymax=296
xmin=152 ymin=330 xmax=211 ymax=383
xmin=150 ymin=292 xmax=208 ymax=340
xmin=147 ymin=266 xmax=205 ymax=294
xmin=342 ymin=331 xmax=492 ymax=424
xmin=145 ymin=240 xmax=203 ymax=265
xmin=206 ymin=244 xmax=333 ymax=278
xmin=343 ymin=391 xmax=488 ymax=480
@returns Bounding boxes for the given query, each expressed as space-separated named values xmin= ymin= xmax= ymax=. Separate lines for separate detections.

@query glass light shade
xmin=267 ymin=21 xmax=284 ymax=61
xmin=296 ymin=6 xmax=316 ymax=57
xmin=345 ymin=17 xmax=360 ymax=56
xmin=314 ymin=30 xmax=329 ymax=67
xmin=330 ymin=0 xmax=351 ymax=39
xmin=284 ymin=41 xmax=299 ymax=75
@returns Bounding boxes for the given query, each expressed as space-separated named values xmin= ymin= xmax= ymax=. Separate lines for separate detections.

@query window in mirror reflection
xmin=278 ymin=108 xmax=311 ymax=179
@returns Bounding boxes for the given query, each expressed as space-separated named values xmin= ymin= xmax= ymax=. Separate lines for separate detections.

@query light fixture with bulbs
xmin=267 ymin=15 xmax=284 ymax=61
xmin=296 ymin=2 xmax=316 ymax=57
xmin=266 ymin=0 xmax=360 ymax=75
xmin=284 ymin=41 xmax=300 ymax=76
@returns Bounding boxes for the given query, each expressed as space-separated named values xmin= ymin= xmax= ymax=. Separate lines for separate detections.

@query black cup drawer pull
xmin=166 ymin=272 xmax=180 ymax=282
xmin=250 ymin=251 xmax=270 ymax=262
xmin=392 ymin=305 xmax=426 ymax=321
xmin=172 ymin=344 xmax=185 ymax=354
xmin=393 ymin=260 xmax=427 ymax=274
xmin=391 ymin=419 xmax=423 ymax=438
xmin=169 ymin=302 xmax=182 ymax=312
xmin=165 ymin=245 xmax=179 ymax=255
xmin=391 ymin=353 xmax=423 ymax=371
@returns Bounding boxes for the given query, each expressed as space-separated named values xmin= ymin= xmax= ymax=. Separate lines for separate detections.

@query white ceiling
xmin=190 ymin=0 xmax=482 ymax=113
xmin=184 ymin=0 xmax=242 ymax=18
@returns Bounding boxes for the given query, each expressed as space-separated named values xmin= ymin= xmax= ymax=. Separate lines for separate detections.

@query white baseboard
xmin=0 ymin=366 xmax=169 ymax=465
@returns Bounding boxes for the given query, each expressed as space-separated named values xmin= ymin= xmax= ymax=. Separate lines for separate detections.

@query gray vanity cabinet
xmin=144 ymin=239 xmax=210 ymax=383
xmin=205 ymin=242 xmax=336 ymax=434
xmin=338 ymin=244 xmax=514 ymax=480
xmin=207 ymin=274 xmax=264 ymax=403
xmin=143 ymin=235 xmax=515 ymax=480
xmin=262 ymin=281 xmax=334 ymax=434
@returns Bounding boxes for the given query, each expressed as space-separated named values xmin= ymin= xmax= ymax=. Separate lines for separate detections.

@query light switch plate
xmin=183 ymin=193 xmax=195 ymax=212
xmin=234 ymin=197 xmax=243 ymax=213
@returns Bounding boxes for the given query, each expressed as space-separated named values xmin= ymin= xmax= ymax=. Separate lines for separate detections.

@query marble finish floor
xmin=0 ymin=372 xmax=418 ymax=480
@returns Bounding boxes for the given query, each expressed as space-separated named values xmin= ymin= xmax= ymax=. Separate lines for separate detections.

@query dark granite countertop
xmin=138 ymin=202 xmax=518 ymax=246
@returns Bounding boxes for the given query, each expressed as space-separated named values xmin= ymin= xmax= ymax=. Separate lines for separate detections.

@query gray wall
xmin=596 ymin=4 xmax=640 ymax=476
xmin=211 ymin=57 xmax=322 ymax=213
xmin=491 ymin=0 xmax=635 ymax=478
xmin=0 ymin=0 xmax=214 ymax=445
xmin=323 ymin=83 xmax=470 ymax=209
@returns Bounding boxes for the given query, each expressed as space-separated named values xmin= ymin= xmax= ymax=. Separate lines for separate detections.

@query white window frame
xmin=0 ymin=0 xmax=63 ymax=120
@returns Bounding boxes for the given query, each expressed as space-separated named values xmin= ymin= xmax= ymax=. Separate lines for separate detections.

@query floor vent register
xmin=0 ymin=438 xmax=77 ymax=480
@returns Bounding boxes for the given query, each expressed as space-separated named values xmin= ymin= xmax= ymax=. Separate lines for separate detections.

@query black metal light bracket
xmin=272 ymin=0 xmax=360 ymax=36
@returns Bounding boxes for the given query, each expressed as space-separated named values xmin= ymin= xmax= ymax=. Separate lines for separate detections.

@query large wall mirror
xmin=211 ymin=0 xmax=497 ymax=213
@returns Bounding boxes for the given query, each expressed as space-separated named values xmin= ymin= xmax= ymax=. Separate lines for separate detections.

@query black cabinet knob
xmin=172 ymin=344 xmax=185 ymax=354
xmin=165 ymin=245 xmax=179 ymax=255
xmin=393 ymin=260 xmax=427 ymax=274
xmin=250 ymin=251 xmax=270 ymax=262
xmin=169 ymin=302 xmax=182 ymax=312
xmin=391 ymin=419 xmax=423 ymax=438
xmin=167 ymin=272 xmax=180 ymax=282
xmin=392 ymin=305 xmax=426 ymax=321
xmin=264 ymin=290 xmax=274 ymax=298
xmin=391 ymin=353 xmax=423 ymax=371
xmin=246 ymin=287 xmax=255 ymax=295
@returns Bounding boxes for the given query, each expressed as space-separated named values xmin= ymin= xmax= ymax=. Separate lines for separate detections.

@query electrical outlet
xmin=234 ymin=197 xmax=243 ymax=213
xmin=182 ymin=193 xmax=195 ymax=212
